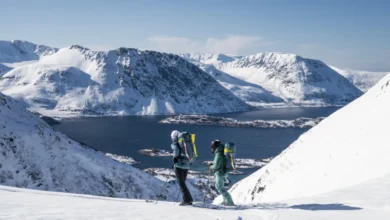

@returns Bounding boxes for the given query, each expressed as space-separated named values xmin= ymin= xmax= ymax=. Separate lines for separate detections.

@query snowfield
xmin=215 ymin=73 xmax=390 ymax=204
xmin=2 ymin=175 xmax=390 ymax=220
xmin=0 ymin=92 xmax=202 ymax=201
xmin=160 ymin=114 xmax=325 ymax=128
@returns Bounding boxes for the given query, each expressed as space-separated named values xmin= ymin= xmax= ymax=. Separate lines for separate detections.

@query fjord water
xmin=53 ymin=107 xmax=339 ymax=182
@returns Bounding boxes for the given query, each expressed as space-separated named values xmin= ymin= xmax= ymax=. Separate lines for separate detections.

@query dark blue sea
xmin=53 ymin=107 xmax=339 ymax=183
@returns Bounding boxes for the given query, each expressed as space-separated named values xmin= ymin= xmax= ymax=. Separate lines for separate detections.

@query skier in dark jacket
xmin=171 ymin=130 xmax=193 ymax=206
xmin=210 ymin=139 xmax=235 ymax=206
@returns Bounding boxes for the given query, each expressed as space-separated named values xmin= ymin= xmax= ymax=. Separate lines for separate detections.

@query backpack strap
xmin=183 ymin=141 xmax=191 ymax=161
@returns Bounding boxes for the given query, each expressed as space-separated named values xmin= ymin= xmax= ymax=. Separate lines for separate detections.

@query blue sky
xmin=1 ymin=0 xmax=389 ymax=71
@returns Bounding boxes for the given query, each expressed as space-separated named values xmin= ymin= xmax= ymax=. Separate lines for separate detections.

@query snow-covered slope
xmin=216 ymin=73 xmax=390 ymax=204
xmin=0 ymin=45 xmax=250 ymax=117
xmin=3 ymin=174 xmax=390 ymax=220
xmin=0 ymin=40 xmax=57 ymax=63
xmin=0 ymin=92 xmax=193 ymax=200
xmin=331 ymin=66 xmax=388 ymax=92
xmin=186 ymin=60 xmax=284 ymax=104
xmin=217 ymin=53 xmax=363 ymax=106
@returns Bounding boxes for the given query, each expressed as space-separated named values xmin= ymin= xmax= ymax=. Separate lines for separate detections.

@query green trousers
xmin=215 ymin=172 xmax=235 ymax=206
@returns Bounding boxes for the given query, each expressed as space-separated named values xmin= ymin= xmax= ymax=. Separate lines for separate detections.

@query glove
xmin=209 ymin=163 xmax=213 ymax=166
xmin=173 ymin=157 xmax=179 ymax=164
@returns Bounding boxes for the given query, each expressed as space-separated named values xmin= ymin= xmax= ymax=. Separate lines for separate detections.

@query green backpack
xmin=177 ymin=132 xmax=198 ymax=163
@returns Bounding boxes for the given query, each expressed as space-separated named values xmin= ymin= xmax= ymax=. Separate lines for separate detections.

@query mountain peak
xmin=0 ymin=40 xmax=57 ymax=63
xmin=69 ymin=45 xmax=90 ymax=51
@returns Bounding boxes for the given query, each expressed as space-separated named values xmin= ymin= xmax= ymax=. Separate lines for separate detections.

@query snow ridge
xmin=0 ymin=92 xmax=199 ymax=200
xmin=215 ymin=73 xmax=390 ymax=204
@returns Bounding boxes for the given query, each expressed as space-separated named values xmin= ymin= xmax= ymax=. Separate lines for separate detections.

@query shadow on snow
xmin=193 ymin=202 xmax=363 ymax=211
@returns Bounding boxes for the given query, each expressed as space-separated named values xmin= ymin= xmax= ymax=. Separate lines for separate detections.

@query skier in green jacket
xmin=209 ymin=139 xmax=235 ymax=206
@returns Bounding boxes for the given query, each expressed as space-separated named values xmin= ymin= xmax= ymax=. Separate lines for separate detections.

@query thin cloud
xmin=146 ymin=35 xmax=270 ymax=55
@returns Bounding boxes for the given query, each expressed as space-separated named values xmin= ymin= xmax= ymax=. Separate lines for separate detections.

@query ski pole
xmin=203 ymin=167 xmax=211 ymax=202
xmin=156 ymin=168 xmax=173 ymax=204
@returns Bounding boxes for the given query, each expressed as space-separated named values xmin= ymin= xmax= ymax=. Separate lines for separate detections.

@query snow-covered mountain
xmin=218 ymin=53 xmax=363 ymax=105
xmin=0 ymin=91 xmax=195 ymax=200
xmin=184 ymin=52 xmax=363 ymax=106
xmin=185 ymin=60 xmax=284 ymax=105
xmin=0 ymin=40 xmax=57 ymax=63
xmin=215 ymin=72 xmax=390 ymax=204
xmin=331 ymin=66 xmax=388 ymax=92
xmin=0 ymin=43 xmax=250 ymax=117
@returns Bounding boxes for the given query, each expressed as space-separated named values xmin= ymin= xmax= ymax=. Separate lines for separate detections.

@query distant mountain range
xmin=1 ymin=40 xmax=386 ymax=117
xmin=0 ymin=40 xmax=250 ymax=117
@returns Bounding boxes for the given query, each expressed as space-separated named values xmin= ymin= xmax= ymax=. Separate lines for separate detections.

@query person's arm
xmin=210 ymin=153 xmax=221 ymax=171
xmin=171 ymin=143 xmax=180 ymax=163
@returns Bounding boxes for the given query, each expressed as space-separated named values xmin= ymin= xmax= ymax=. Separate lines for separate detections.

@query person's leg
xmin=215 ymin=173 xmax=235 ymax=206
xmin=175 ymin=167 xmax=193 ymax=203
xmin=182 ymin=169 xmax=193 ymax=202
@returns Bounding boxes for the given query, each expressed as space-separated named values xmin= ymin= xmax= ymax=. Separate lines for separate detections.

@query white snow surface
xmin=186 ymin=52 xmax=363 ymax=106
xmin=331 ymin=66 xmax=389 ymax=92
xmin=0 ymin=92 xmax=202 ymax=200
xmin=216 ymin=73 xmax=390 ymax=204
xmin=2 ymin=174 xmax=390 ymax=219
xmin=0 ymin=44 xmax=250 ymax=117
